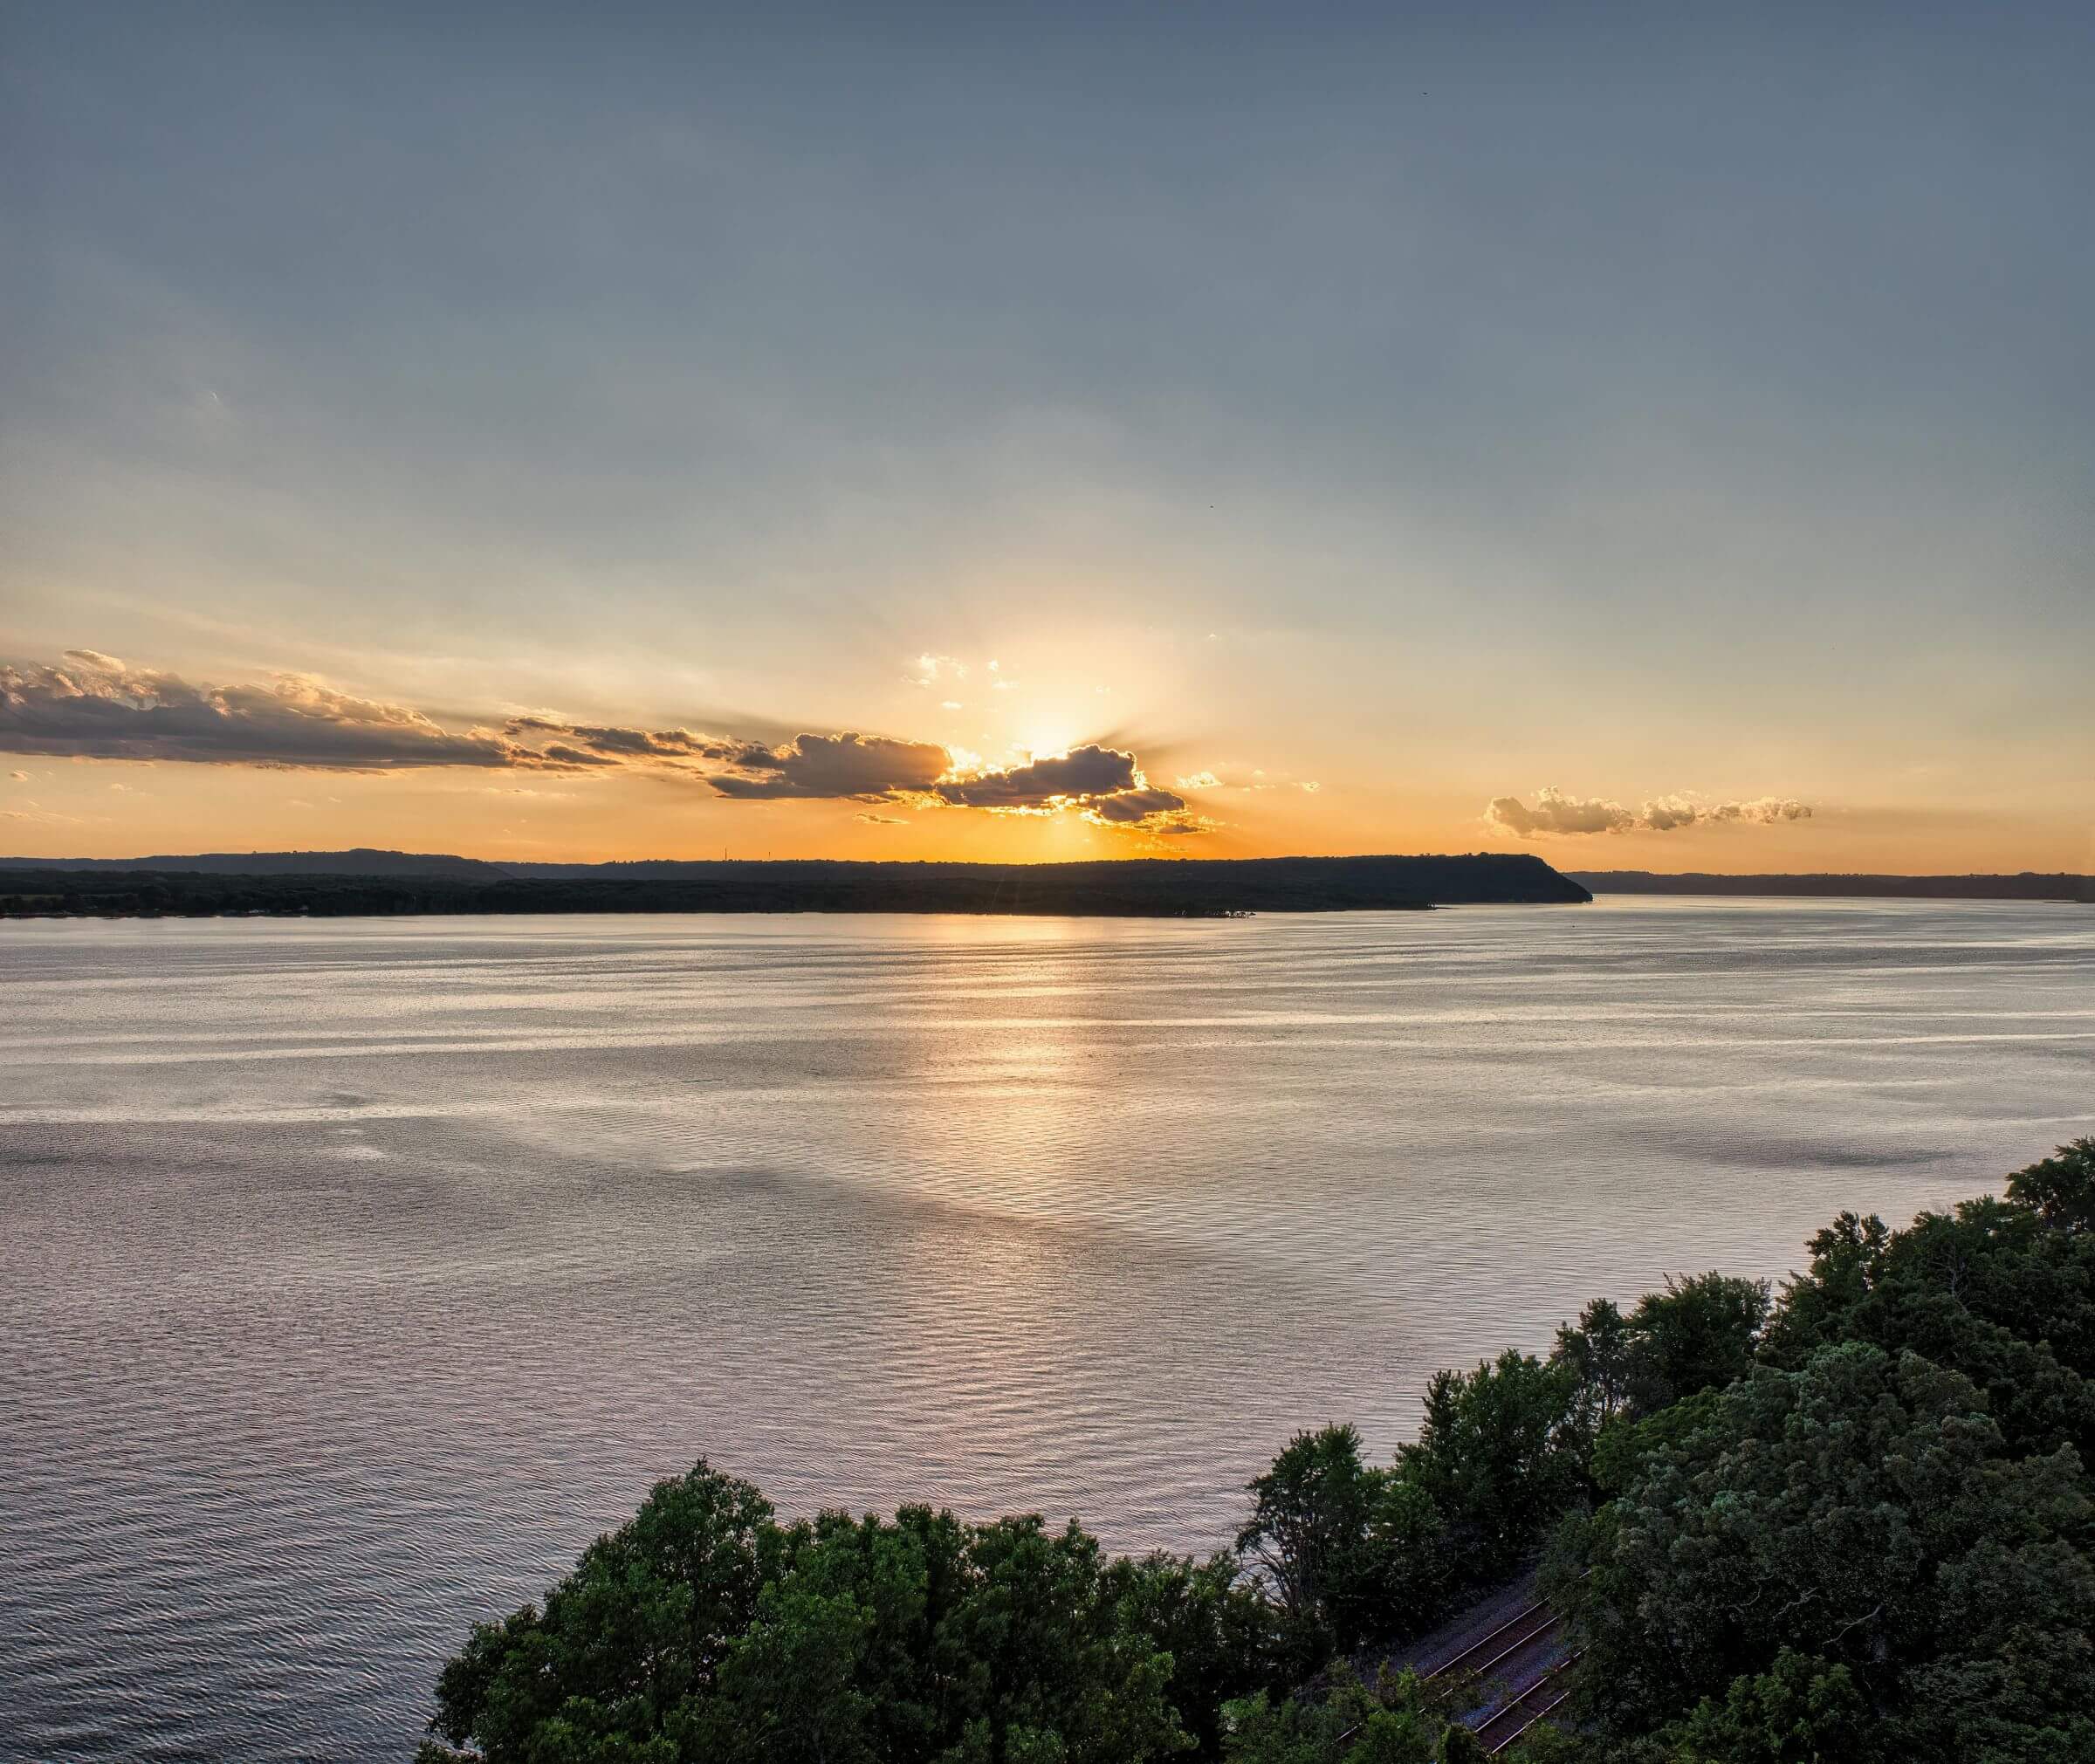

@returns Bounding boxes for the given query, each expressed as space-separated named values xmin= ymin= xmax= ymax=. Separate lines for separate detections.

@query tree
xmin=1553 ymin=1299 xmax=1635 ymax=1443
xmin=929 ymin=1514 xmax=1188 ymax=1763
xmin=1669 ymin=1649 xmax=1875 ymax=1764
xmin=1620 ymin=1273 xmax=1769 ymax=1412
xmin=1237 ymin=1425 xmax=1383 ymax=1663
xmin=1554 ymin=1344 xmax=2095 ymax=1759
xmin=427 ymin=1481 xmax=1193 ymax=1764
xmin=2006 ymin=1136 xmax=2095 ymax=1234
xmin=1108 ymin=1552 xmax=1281 ymax=1757
xmin=1397 ymin=1352 xmax=1580 ymax=1582
xmin=426 ymin=1461 xmax=788 ymax=1762
xmin=1219 ymin=1664 xmax=1458 ymax=1764
xmin=687 ymin=1583 xmax=875 ymax=1764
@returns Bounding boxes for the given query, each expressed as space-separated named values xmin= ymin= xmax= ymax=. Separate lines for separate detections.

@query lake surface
xmin=3 ymin=899 xmax=2091 ymax=1761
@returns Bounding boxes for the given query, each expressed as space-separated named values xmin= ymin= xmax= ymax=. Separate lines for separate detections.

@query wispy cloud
xmin=1486 ymin=786 xmax=1812 ymax=837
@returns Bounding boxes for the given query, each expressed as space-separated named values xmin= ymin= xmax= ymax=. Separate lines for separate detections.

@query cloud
xmin=933 ymin=744 xmax=1141 ymax=808
xmin=2 ymin=800 xmax=86 ymax=825
xmin=504 ymin=717 xmax=762 ymax=764
xmin=1081 ymin=786 xmax=1189 ymax=825
xmin=2 ymin=653 xmax=770 ymax=783
xmin=0 ymin=651 xmax=1213 ymax=834
xmin=1487 ymin=786 xmax=1813 ymax=837
xmin=855 ymin=812 xmax=905 ymax=826
xmin=1 ymin=655 xmax=570 ymax=771
xmin=927 ymin=745 xmax=1215 ymax=837
xmin=707 ymin=731 xmax=951 ymax=800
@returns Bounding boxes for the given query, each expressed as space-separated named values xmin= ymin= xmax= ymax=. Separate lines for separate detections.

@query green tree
xmin=2005 ymin=1136 xmax=2095 ymax=1234
xmin=1668 ymin=1648 xmax=1874 ymax=1764
xmin=1219 ymin=1664 xmax=1449 ymax=1764
xmin=1236 ymin=1425 xmax=1383 ymax=1662
xmin=427 ymin=1480 xmax=1193 ymax=1764
xmin=1108 ymin=1551 xmax=1280 ymax=1756
xmin=1620 ymin=1273 xmax=1768 ymax=1412
xmin=1397 ymin=1351 xmax=1580 ymax=1582
xmin=426 ymin=1461 xmax=787 ymax=1762
xmin=685 ymin=1582 xmax=875 ymax=1763
xmin=1553 ymin=1299 xmax=1635 ymax=1445
xmin=1556 ymin=1344 xmax=2095 ymax=1759
xmin=930 ymin=1514 xmax=1188 ymax=1763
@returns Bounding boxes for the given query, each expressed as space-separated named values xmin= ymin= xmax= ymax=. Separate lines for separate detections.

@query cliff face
xmin=0 ymin=852 xmax=1590 ymax=916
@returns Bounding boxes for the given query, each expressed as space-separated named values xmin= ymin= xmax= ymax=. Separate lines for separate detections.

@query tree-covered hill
xmin=0 ymin=853 xmax=1590 ymax=918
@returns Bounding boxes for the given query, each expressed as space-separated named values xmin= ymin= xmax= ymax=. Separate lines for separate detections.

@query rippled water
xmin=3 ymin=899 xmax=2091 ymax=1761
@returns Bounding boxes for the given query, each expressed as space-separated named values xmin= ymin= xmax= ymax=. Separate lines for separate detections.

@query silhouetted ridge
xmin=0 ymin=852 xmax=1590 ymax=916
xmin=0 ymin=847 xmax=506 ymax=878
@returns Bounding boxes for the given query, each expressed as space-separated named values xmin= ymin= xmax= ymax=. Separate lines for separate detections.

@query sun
xmin=1017 ymin=724 xmax=1081 ymax=760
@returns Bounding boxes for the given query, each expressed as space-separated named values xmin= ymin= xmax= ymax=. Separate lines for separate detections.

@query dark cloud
xmin=707 ymin=732 xmax=950 ymax=800
xmin=1487 ymin=786 xmax=1812 ymax=837
xmin=930 ymin=745 xmax=1213 ymax=836
xmin=0 ymin=654 xmax=560 ymax=771
xmin=1082 ymin=786 xmax=1190 ymax=824
xmin=1 ymin=652 xmax=1215 ymax=835
xmin=932 ymin=744 xmax=1139 ymax=808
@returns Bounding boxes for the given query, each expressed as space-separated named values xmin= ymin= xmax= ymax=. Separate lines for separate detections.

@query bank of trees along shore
xmin=421 ymin=1141 xmax=2095 ymax=1764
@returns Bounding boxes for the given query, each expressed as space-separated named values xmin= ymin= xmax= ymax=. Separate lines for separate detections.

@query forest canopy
xmin=420 ymin=1140 xmax=2095 ymax=1764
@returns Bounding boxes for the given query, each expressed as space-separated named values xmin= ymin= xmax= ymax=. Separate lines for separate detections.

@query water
xmin=2 ymin=898 xmax=2089 ymax=1761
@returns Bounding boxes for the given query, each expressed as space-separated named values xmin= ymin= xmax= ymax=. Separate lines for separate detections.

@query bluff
xmin=0 ymin=852 xmax=1589 ymax=917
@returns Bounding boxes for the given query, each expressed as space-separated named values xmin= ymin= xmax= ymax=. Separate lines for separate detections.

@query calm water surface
xmin=3 ymin=899 xmax=2091 ymax=1761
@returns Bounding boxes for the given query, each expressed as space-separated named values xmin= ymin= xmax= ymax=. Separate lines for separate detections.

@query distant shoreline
xmin=1570 ymin=869 xmax=2093 ymax=903
xmin=0 ymin=852 xmax=1590 ymax=921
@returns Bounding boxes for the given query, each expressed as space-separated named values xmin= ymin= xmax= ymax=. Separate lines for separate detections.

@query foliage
xmin=1619 ymin=1273 xmax=1769 ymax=1411
xmin=1398 ymin=1352 xmax=1582 ymax=1582
xmin=1553 ymin=1344 xmax=2095 ymax=1761
xmin=1106 ymin=1552 xmax=1282 ymax=1757
xmin=1219 ymin=1664 xmax=1465 ymax=1764
xmin=429 ymin=1143 xmax=2095 ymax=1764
xmin=1762 ymin=1153 xmax=2095 ymax=1460
xmin=424 ymin=1472 xmax=1192 ymax=1764
xmin=1553 ymin=1276 xmax=1769 ymax=1448
xmin=1233 ymin=1426 xmax=1460 ymax=1669
xmin=2005 ymin=1136 xmax=2095 ymax=1234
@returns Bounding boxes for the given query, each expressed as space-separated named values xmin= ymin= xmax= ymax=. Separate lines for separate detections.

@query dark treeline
xmin=1571 ymin=870 xmax=2094 ymax=903
xmin=421 ymin=1141 xmax=2095 ymax=1764
xmin=0 ymin=854 xmax=1588 ymax=920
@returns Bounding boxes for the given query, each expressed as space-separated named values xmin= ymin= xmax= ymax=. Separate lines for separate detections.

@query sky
xmin=3 ymin=3 xmax=2091 ymax=870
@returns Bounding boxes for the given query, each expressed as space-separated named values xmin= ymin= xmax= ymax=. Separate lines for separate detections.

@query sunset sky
xmin=4 ymin=3 xmax=2090 ymax=870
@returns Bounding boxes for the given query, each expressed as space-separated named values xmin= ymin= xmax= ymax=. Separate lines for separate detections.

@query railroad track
xmin=1336 ymin=1580 xmax=1586 ymax=1753
xmin=1420 ymin=1594 xmax=1558 ymax=1685
xmin=1471 ymin=1647 xmax=1583 ymax=1754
